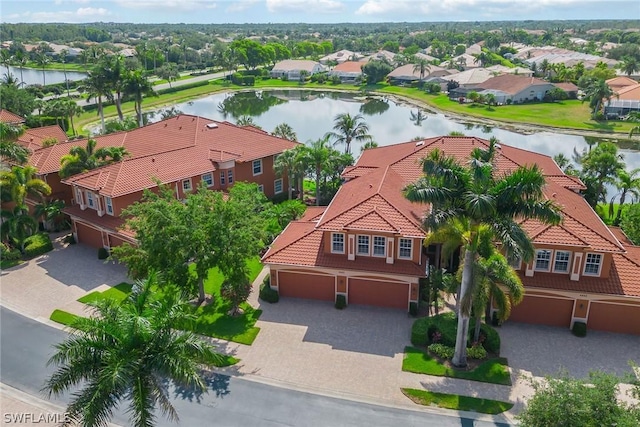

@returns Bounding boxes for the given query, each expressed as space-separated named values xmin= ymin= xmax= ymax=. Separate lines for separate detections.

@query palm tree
xmin=36 ymin=52 xmax=50 ymax=86
xmin=60 ymin=98 xmax=82 ymax=136
xmin=404 ymin=139 xmax=562 ymax=367
xmin=59 ymin=139 xmax=129 ymax=178
xmin=236 ymin=116 xmax=260 ymax=128
xmin=325 ymin=112 xmax=372 ymax=155
xmin=583 ymin=78 xmax=615 ymax=118
xmin=410 ymin=109 xmax=427 ymax=127
xmin=13 ymin=50 xmax=27 ymax=86
xmin=274 ymin=148 xmax=298 ymax=200
xmin=0 ymin=165 xmax=51 ymax=207
xmin=43 ymin=273 xmax=225 ymax=427
xmin=302 ymin=137 xmax=331 ymax=206
xmin=124 ymin=69 xmax=156 ymax=128
xmin=609 ymin=168 xmax=640 ymax=225
xmin=413 ymin=58 xmax=431 ymax=82
xmin=1 ymin=205 xmax=38 ymax=252
xmin=104 ymin=55 xmax=127 ymax=121
xmin=80 ymin=69 xmax=111 ymax=134
xmin=618 ymin=56 xmax=639 ymax=77
xmin=0 ymin=122 xmax=29 ymax=164
xmin=272 ymin=123 xmax=297 ymax=141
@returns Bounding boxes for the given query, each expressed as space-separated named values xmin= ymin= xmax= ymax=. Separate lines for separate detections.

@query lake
xmin=2 ymin=65 xmax=87 ymax=86
xmin=166 ymin=89 xmax=640 ymax=174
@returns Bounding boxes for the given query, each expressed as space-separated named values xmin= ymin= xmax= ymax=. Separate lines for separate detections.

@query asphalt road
xmin=0 ymin=307 xmax=512 ymax=427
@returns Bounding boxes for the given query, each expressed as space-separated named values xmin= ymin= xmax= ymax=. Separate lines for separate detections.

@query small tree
xmin=621 ymin=203 xmax=640 ymax=245
xmin=362 ymin=60 xmax=393 ymax=84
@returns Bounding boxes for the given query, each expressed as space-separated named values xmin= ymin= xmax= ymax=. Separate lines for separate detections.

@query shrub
xmin=242 ymin=76 xmax=255 ymax=86
xmin=0 ymin=243 xmax=21 ymax=260
xmin=23 ymin=233 xmax=53 ymax=258
xmin=335 ymin=294 xmax=346 ymax=309
xmin=64 ymin=234 xmax=76 ymax=244
xmin=467 ymin=344 xmax=488 ymax=360
xmin=409 ymin=302 xmax=418 ymax=317
xmin=97 ymin=247 xmax=109 ymax=260
xmin=572 ymin=321 xmax=587 ymax=337
xmin=428 ymin=343 xmax=454 ymax=359
xmin=259 ymin=277 xmax=279 ymax=304
xmin=330 ymin=75 xmax=341 ymax=85
xmin=155 ymin=79 xmax=210 ymax=95
xmin=411 ymin=312 xmax=458 ymax=347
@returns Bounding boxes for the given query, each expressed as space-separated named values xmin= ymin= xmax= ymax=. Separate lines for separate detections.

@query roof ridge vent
xmin=206 ymin=123 xmax=218 ymax=129
xmin=415 ymin=140 xmax=424 ymax=147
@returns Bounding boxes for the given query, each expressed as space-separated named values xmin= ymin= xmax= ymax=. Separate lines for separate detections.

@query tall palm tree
xmin=325 ymin=112 xmax=372 ymax=155
xmin=43 ymin=273 xmax=225 ymax=427
xmin=1 ymin=205 xmax=38 ymax=252
xmin=124 ymin=69 xmax=156 ymax=128
xmin=80 ymin=69 xmax=112 ymax=134
xmin=609 ymin=168 xmax=640 ymax=225
xmin=618 ymin=56 xmax=639 ymax=77
xmin=274 ymin=148 xmax=298 ymax=200
xmin=0 ymin=122 xmax=29 ymax=165
xmin=36 ymin=52 xmax=50 ymax=86
xmin=272 ymin=123 xmax=297 ymax=141
xmin=404 ymin=139 xmax=562 ymax=367
xmin=13 ymin=50 xmax=27 ymax=86
xmin=413 ymin=58 xmax=431 ymax=82
xmin=583 ymin=78 xmax=615 ymax=118
xmin=104 ymin=55 xmax=127 ymax=121
xmin=59 ymin=139 xmax=129 ymax=178
xmin=302 ymin=137 xmax=331 ymax=206
xmin=60 ymin=98 xmax=82 ymax=136
xmin=0 ymin=165 xmax=51 ymax=207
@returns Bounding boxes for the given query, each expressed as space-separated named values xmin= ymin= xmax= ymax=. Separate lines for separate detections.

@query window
xmin=357 ymin=235 xmax=370 ymax=255
xmin=274 ymin=178 xmax=283 ymax=194
xmin=553 ymin=251 xmax=571 ymax=273
xmin=105 ymin=197 xmax=113 ymax=215
xmin=220 ymin=171 xmax=226 ymax=185
xmin=331 ymin=233 xmax=345 ymax=254
xmin=258 ymin=184 xmax=264 ymax=193
xmin=535 ymin=249 xmax=552 ymax=271
xmin=398 ymin=238 xmax=412 ymax=259
xmin=252 ymin=159 xmax=263 ymax=176
xmin=182 ymin=179 xmax=192 ymax=192
xmin=201 ymin=173 xmax=213 ymax=187
xmin=227 ymin=170 xmax=233 ymax=184
xmin=508 ymin=255 xmax=521 ymax=270
xmin=584 ymin=253 xmax=602 ymax=276
xmin=86 ymin=191 xmax=94 ymax=208
xmin=75 ymin=188 xmax=83 ymax=205
xmin=373 ymin=236 xmax=386 ymax=257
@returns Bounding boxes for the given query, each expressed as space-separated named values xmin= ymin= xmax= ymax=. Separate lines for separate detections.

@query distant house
xmin=359 ymin=50 xmax=397 ymax=65
xmin=328 ymin=61 xmax=363 ymax=83
xmin=0 ymin=109 xmax=26 ymax=125
xmin=270 ymin=60 xmax=324 ymax=80
xmin=553 ymin=82 xmax=579 ymax=99
xmin=606 ymin=76 xmax=638 ymax=93
xmin=485 ymin=65 xmax=534 ymax=77
xmin=320 ymin=50 xmax=362 ymax=64
xmin=475 ymin=74 xmax=556 ymax=104
xmin=440 ymin=53 xmax=478 ymax=70
xmin=48 ymin=43 xmax=83 ymax=57
xmin=387 ymin=64 xmax=452 ymax=85
xmin=446 ymin=68 xmax=496 ymax=87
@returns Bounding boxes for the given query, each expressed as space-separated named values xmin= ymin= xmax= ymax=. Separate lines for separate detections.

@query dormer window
xmin=331 ymin=233 xmax=345 ymax=254
xmin=535 ymin=249 xmax=552 ymax=272
xmin=398 ymin=238 xmax=412 ymax=259
xmin=86 ymin=191 xmax=94 ymax=209
xmin=357 ymin=235 xmax=370 ymax=256
xmin=583 ymin=253 xmax=602 ymax=276
xmin=105 ymin=197 xmax=113 ymax=216
xmin=553 ymin=251 xmax=571 ymax=273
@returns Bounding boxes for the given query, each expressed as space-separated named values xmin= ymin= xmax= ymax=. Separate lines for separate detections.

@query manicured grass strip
xmin=401 ymin=388 xmax=513 ymax=415
xmin=403 ymin=346 xmax=512 ymax=386
xmin=77 ymin=282 xmax=134 ymax=304
xmin=50 ymin=309 xmax=80 ymax=326
xmin=216 ymin=355 xmax=240 ymax=367
xmin=0 ymin=259 xmax=21 ymax=270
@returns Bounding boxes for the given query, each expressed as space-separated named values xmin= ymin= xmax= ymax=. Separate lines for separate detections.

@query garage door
xmin=75 ymin=222 xmax=104 ymax=248
xmin=348 ymin=278 xmax=409 ymax=309
xmin=588 ymin=303 xmax=640 ymax=335
xmin=278 ymin=272 xmax=335 ymax=301
xmin=509 ymin=296 xmax=573 ymax=327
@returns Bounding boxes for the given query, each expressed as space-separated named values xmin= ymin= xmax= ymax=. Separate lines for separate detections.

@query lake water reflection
xmin=170 ymin=89 xmax=640 ymax=172
xmin=2 ymin=65 xmax=87 ymax=86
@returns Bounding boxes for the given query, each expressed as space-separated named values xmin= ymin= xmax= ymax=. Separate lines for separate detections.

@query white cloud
xmin=114 ymin=0 xmax=217 ymax=10
xmin=10 ymin=7 xmax=111 ymax=23
xmin=266 ymin=0 xmax=345 ymax=14
xmin=226 ymin=0 xmax=259 ymax=13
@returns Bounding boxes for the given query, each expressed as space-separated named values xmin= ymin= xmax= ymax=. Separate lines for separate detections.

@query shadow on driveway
xmin=258 ymin=297 xmax=413 ymax=357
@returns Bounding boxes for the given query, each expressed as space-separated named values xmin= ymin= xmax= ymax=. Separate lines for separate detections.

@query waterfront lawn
xmin=401 ymin=388 xmax=513 ymax=414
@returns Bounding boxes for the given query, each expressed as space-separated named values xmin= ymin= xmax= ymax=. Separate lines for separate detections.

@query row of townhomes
xmin=5 ymin=110 xmax=639 ymax=335
xmin=262 ymin=136 xmax=640 ymax=335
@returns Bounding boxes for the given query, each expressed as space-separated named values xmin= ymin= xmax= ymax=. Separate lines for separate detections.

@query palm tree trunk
xmin=287 ymin=170 xmax=292 ymax=200
xmin=115 ymin=92 xmax=124 ymax=121
xmin=315 ymin=167 xmax=321 ymax=206
xmin=198 ymin=277 xmax=205 ymax=304
xmin=98 ymin=97 xmax=106 ymax=134
xmin=69 ymin=113 xmax=76 ymax=136
xmin=615 ymin=191 xmax=627 ymax=225
xmin=452 ymin=246 xmax=474 ymax=367
xmin=473 ymin=313 xmax=482 ymax=343
xmin=136 ymin=98 xmax=143 ymax=128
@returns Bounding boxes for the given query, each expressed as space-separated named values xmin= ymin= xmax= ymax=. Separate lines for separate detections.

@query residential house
xmin=445 ymin=68 xmax=497 ymax=88
xmin=319 ymin=50 xmax=362 ymax=64
xmin=604 ymin=77 xmax=640 ymax=118
xmin=0 ymin=109 xmax=26 ymax=125
xmin=485 ymin=65 xmax=534 ymax=77
xmin=262 ymin=136 xmax=640 ymax=335
xmin=359 ymin=50 xmax=397 ymax=65
xmin=328 ymin=61 xmax=363 ymax=83
xmin=439 ymin=53 xmax=478 ymax=70
xmin=553 ymin=82 xmax=579 ymax=99
xmin=270 ymin=60 xmax=325 ymax=80
xmin=475 ymin=74 xmax=556 ymax=104
xmin=387 ymin=64 xmax=453 ymax=85
xmin=25 ymin=115 xmax=299 ymax=249
xmin=606 ymin=76 xmax=638 ymax=93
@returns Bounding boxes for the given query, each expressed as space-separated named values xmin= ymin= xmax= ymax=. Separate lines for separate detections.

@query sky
xmin=1 ymin=0 xmax=638 ymax=24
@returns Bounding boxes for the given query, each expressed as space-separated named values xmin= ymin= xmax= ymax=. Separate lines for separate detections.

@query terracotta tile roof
xmin=64 ymin=204 xmax=136 ymax=240
xmin=16 ymin=125 xmax=68 ymax=152
xmin=606 ymin=76 xmax=638 ymax=92
xmin=332 ymin=61 xmax=363 ymax=73
xmin=546 ymin=174 xmax=587 ymax=191
xmin=479 ymin=74 xmax=552 ymax=94
xmin=33 ymin=115 xmax=299 ymax=193
xmin=554 ymin=82 xmax=579 ymax=92
xmin=272 ymin=60 xmax=321 ymax=72
xmin=0 ymin=109 xmax=25 ymax=124
xmin=614 ymin=83 xmax=640 ymax=101
xmin=608 ymin=226 xmax=634 ymax=246
xmin=300 ymin=206 xmax=326 ymax=222
xmin=262 ymin=222 xmax=425 ymax=277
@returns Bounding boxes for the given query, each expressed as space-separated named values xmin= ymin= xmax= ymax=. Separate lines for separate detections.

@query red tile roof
xmin=479 ymin=74 xmax=552 ymax=95
xmin=332 ymin=61 xmax=363 ymax=73
xmin=16 ymin=125 xmax=68 ymax=152
xmin=0 ymin=109 xmax=25 ymax=124
xmin=33 ymin=115 xmax=299 ymax=195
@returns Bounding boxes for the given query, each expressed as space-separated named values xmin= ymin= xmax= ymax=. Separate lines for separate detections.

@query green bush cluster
xmin=230 ymin=73 xmax=255 ymax=86
xmin=411 ymin=313 xmax=501 ymax=354
xmin=258 ymin=276 xmax=279 ymax=303
xmin=467 ymin=345 xmax=488 ymax=360
xmin=97 ymin=247 xmax=109 ymax=260
xmin=25 ymin=115 xmax=70 ymax=131
xmin=469 ymin=319 xmax=501 ymax=354
xmin=23 ymin=233 xmax=53 ymax=258
xmin=409 ymin=302 xmax=418 ymax=317
xmin=428 ymin=343 xmax=454 ymax=359
xmin=64 ymin=234 xmax=76 ymax=244
xmin=335 ymin=294 xmax=346 ymax=309
xmin=155 ymin=79 xmax=210 ymax=95
xmin=0 ymin=242 xmax=21 ymax=260
xmin=572 ymin=321 xmax=587 ymax=337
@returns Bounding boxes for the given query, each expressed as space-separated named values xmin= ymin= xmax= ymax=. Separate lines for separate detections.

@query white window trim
xmin=583 ymin=252 xmax=603 ymax=277
xmin=252 ymin=159 xmax=263 ymax=176
xmin=372 ymin=235 xmax=386 ymax=258
xmin=105 ymin=196 xmax=113 ymax=216
xmin=227 ymin=170 xmax=234 ymax=184
xmin=356 ymin=235 xmax=370 ymax=256
xmin=258 ymin=184 xmax=264 ymax=193
xmin=75 ymin=187 xmax=83 ymax=205
xmin=508 ymin=255 xmax=522 ymax=270
xmin=331 ymin=232 xmax=345 ymax=254
xmin=86 ymin=191 xmax=95 ymax=208
xmin=202 ymin=172 xmax=214 ymax=187
xmin=534 ymin=249 xmax=553 ymax=272
xmin=220 ymin=171 xmax=226 ymax=185
xmin=182 ymin=179 xmax=192 ymax=192
xmin=274 ymin=178 xmax=283 ymax=194
xmin=552 ymin=250 xmax=572 ymax=274
xmin=398 ymin=238 xmax=413 ymax=260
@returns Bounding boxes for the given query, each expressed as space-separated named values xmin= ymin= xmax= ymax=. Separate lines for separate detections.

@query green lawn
xmin=401 ymin=388 xmax=513 ymax=415
xmin=77 ymin=282 xmax=133 ymax=304
xmin=0 ymin=259 xmax=22 ymax=270
xmin=403 ymin=346 xmax=512 ymax=386
xmin=152 ymin=74 xmax=194 ymax=86
xmin=50 ymin=309 xmax=80 ymax=326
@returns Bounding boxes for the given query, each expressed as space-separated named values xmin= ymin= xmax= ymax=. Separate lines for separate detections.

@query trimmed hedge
xmin=572 ymin=321 xmax=587 ymax=337
xmin=23 ymin=233 xmax=53 ymax=258
xmin=0 ymin=243 xmax=21 ymax=261
xmin=411 ymin=312 xmax=501 ymax=354
xmin=259 ymin=276 xmax=279 ymax=303
xmin=335 ymin=294 xmax=346 ymax=309
xmin=409 ymin=301 xmax=418 ymax=317
xmin=97 ymin=247 xmax=109 ymax=260
xmin=155 ymin=79 xmax=210 ymax=95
